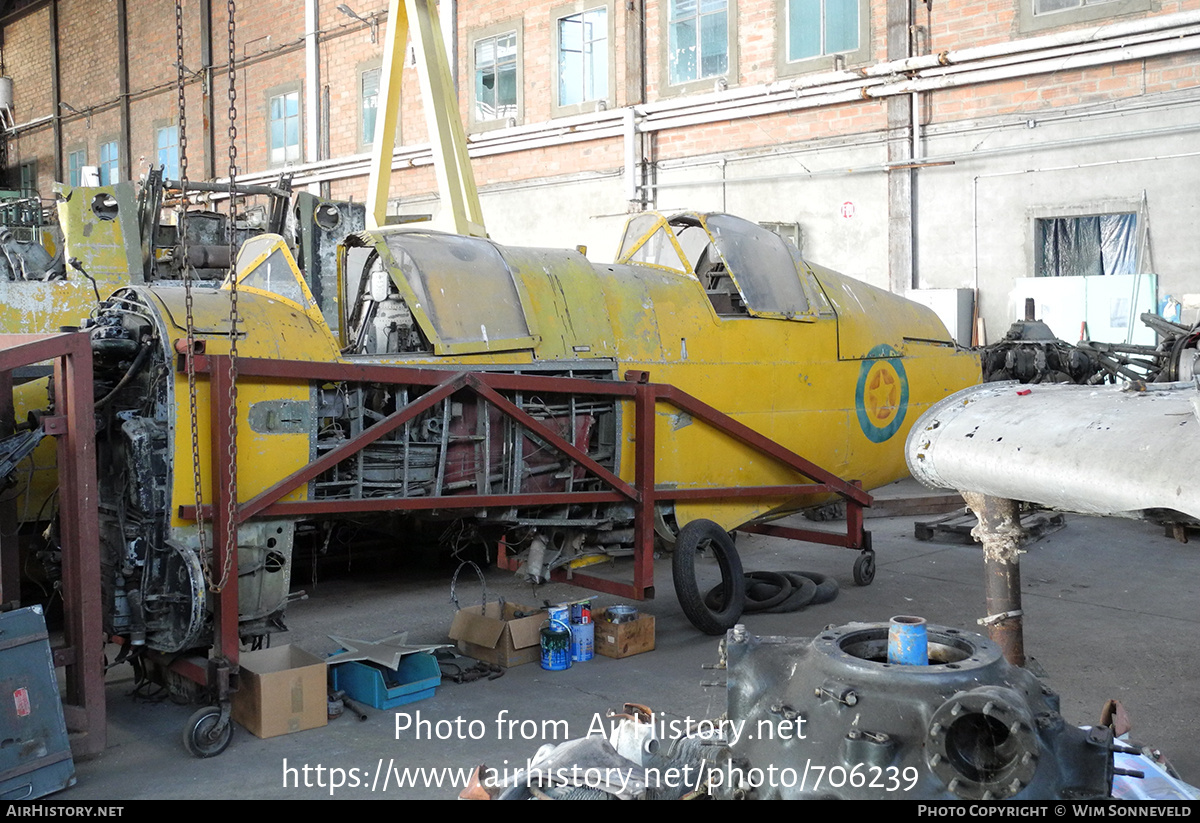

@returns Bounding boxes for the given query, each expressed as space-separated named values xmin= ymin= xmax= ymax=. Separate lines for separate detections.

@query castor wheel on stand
xmin=183 ymin=704 xmax=234 ymax=758
xmin=853 ymin=550 xmax=876 ymax=586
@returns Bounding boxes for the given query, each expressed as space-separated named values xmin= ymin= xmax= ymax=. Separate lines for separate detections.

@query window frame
xmin=99 ymin=139 xmax=120 ymax=186
xmin=659 ymin=0 xmax=738 ymax=97
xmin=67 ymin=148 xmax=87 ymax=188
xmin=155 ymin=123 xmax=180 ymax=181
xmin=775 ymin=0 xmax=870 ymax=78
xmin=358 ymin=63 xmax=382 ymax=152
xmin=1018 ymin=0 xmax=1149 ymax=32
xmin=468 ymin=20 xmax=524 ymax=133
xmin=552 ymin=1 xmax=616 ymax=117
xmin=18 ymin=160 xmax=37 ymax=196
xmin=266 ymin=85 xmax=303 ymax=167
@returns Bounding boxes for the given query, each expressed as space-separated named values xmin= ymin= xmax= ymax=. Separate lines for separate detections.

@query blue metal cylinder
xmin=888 ymin=615 xmax=928 ymax=665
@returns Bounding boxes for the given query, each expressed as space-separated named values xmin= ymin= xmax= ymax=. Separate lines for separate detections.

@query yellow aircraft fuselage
xmin=91 ymin=212 xmax=979 ymax=651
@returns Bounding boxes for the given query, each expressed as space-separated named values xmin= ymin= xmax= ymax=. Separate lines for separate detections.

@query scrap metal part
xmin=906 ymin=381 xmax=1200 ymax=523
xmin=981 ymin=312 xmax=1200 ymax=386
xmin=718 ymin=622 xmax=1112 ymax=799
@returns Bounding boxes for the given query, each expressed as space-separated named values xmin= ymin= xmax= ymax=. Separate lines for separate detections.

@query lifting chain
xmin=212 ymin=0 xmax=240 ymax=594
xmin=174 ymin=0 xmax=214 ymax=591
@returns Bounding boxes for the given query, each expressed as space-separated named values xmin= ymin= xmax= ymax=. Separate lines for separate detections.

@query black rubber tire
xmin=853 ymin=551 xmax=876 ymax=586
xmin=704 ymin=570 xmax=792 ymax=613
xmin=797 ymin=570 xmax=840 ymax=605
xmin=182 ymin=706 xmax=233 ymax=758
xmin=759 ymin=572 xmax=818 ymax=613
xmin=740 ymin=571 xmax=793 ymax=613
xmin=672 ymin=519 xmax=746 ymax=635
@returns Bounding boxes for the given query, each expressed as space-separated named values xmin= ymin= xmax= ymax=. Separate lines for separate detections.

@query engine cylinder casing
xmin=720 ymin=622 xmax=1113 ymax=800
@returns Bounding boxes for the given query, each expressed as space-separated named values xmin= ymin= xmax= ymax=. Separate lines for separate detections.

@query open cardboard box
xmin=448 ymin=601 xmax=544 ymax=668
xmin=231 ymin=645 xmax=328 ymax=739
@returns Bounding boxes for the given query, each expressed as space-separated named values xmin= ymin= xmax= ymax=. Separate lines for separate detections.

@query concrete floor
xmin=56 ymin=483 xmax=1200 ymax=800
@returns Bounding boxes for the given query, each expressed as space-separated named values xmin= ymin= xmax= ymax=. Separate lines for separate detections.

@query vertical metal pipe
xmin=623 ymin=107 xmax=637 ymax=203
xmin=305 ymin=0 xmax=321 ymax=194
xmin=50 ymin=0 xmax=62 ymax=184
xmin=963 ymin=491 xmax=1026 ymax=667
xmin=117 ymin=0 xmax=132 ymax=182
xmin=885 ymin=0 xmax=914 ymax=293
xmin=200 ymin=0 xmax=215 ymax=180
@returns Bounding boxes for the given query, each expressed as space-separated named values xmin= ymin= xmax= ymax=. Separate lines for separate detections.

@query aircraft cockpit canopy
xmin=617 ymin=211 xmax=823 ymax=321
xmin=380 ymin=232 xmax=534 ymax=353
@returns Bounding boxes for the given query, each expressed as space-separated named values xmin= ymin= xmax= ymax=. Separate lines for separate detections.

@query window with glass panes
xmin=100 ymin=141 xmax=119 ymax=185
xmin=668 ymin=0 xmax=728 ymax=86
xmin=157 ymin=126 xmax=179 ymax=180
xmin=786 ymin=0 xmax=859 ymax=62
xmin=474 ymin=33 xmax=518 ymax=121
xmin=558 ymin=8 xmax=608 ymax=107
xmin=269 ymin=90 xmax=301 ymax=165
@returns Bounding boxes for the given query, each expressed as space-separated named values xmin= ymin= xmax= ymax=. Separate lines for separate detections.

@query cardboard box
xmin=596 ymin=611 xmax=655 ymax=659
xmin=232 ymin=645 xmax=328 ymax=739
xmin=448 ymin=602 xmax=543 ymax=668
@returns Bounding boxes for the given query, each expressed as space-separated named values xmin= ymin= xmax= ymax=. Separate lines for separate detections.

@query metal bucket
xmin=571 ymin=620 xmax=594 ymax=662
xmin=606 ymin=605 xmax=638 ymax=624
xmin=540 ymin=619 xmax=572 ymax=671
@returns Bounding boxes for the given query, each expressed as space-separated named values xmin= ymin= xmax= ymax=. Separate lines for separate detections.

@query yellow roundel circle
xmin=854 ymin=344 xmax=910 ymax=443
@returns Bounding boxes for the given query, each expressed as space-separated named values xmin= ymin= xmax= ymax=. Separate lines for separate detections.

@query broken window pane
xmin=669 ymin=0 xmax=727 ymax=85
xmin=474 ymin=32 xmax=519 ymax=121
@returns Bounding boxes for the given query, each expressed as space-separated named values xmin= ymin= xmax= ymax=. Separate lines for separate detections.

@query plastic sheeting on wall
xmin=1036 ymin=213 xmax=1138 ymax=278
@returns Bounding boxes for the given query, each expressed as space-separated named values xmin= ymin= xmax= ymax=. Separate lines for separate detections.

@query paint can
xmin=887 ymin=615 xmax=928 ymax=665
xmin=548 ymin=604 xmax=570 ymax=627
xmin=571 ymin=620 xmax=594 ymax=662
xmin=540 ymin=619 xmax=572 ymax=671
xmin=571 ymin=599 xmax=591 ymax=624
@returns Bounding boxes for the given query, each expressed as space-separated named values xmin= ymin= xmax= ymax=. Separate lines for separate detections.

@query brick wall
xmin=1 ymin=0 xmax=1196 ymax=206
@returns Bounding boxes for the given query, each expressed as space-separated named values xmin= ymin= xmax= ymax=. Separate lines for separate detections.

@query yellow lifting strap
xmin=366 ymin=0 xmax=487 ymax=237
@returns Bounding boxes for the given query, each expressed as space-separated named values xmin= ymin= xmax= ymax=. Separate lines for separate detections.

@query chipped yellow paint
xmin=146 ymin=271 xmax=339 ymax=530
xmin=152 ymin=219 xmax=978 ymax=539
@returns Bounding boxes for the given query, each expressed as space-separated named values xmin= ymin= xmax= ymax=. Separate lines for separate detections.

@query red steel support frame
xmin=0 ymin=333 xmax=104 ymax=757
xmin=181 ymin=355 xmax=871 ymax=627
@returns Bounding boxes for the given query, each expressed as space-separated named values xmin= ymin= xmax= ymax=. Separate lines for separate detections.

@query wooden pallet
xmin=915 ymin=508 xmax=1067 ymax=545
